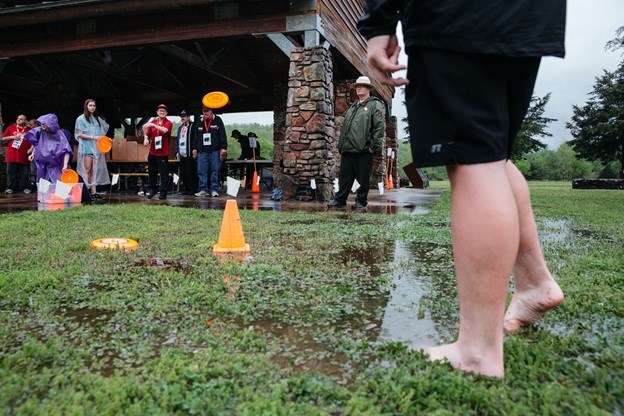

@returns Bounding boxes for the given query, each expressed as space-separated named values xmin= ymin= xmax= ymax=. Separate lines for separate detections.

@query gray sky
xmin=223 ymin=0 xmax=624 ymax=150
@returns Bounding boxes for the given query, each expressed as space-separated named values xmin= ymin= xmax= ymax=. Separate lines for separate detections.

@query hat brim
xmin=352 ymin=82 xmax=373 ymax=89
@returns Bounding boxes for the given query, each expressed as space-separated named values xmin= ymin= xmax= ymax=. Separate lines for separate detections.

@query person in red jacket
xmin=143 ymin=104 xmax=173 ymax=200
xmin=359 ymin=0 xmax=566 ymax=377
xmin=2 ymin=114 xmax=32 ymax=194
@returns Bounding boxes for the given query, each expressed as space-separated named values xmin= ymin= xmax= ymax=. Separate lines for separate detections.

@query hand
xmin=366 ymin=35 xmax=409 ymax=87
xmin=143 ymin=137 xmax=149 ymax=147
xmin=176 ymin=153 xmax=180 ymax=161
xmin=28 ymin=153 xmax=34 ymax=162
xmin=192 ymin=149 xmax=198 ymax=159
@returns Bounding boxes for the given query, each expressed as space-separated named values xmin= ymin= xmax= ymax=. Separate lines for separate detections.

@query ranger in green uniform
xmin=327 ymin=76 xmax=385 ymax=211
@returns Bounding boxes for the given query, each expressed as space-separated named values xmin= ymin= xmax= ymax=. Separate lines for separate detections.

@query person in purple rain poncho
xmin=24 ymin=113 xmax=73 ymax=184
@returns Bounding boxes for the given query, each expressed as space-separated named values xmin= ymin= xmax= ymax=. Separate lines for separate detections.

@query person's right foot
xmin=425 ymin=342 xmax=505 ymax=378
xmin=195 ymin=190 xmax=209 ymax=197
xmin=327 ymin=199 xmax=346 ymax=208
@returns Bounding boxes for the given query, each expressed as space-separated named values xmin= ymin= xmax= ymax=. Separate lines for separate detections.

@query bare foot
xmin=425 ymin=342 xmax=505 ymax=378
xmin=504 ymin=276 xmax=564 ymax=334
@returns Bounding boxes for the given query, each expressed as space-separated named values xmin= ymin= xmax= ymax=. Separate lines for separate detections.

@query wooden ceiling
xmin=0 ymin=0 xmax=394 ymax=132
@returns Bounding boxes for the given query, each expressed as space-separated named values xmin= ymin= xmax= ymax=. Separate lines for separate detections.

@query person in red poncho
xmin=2 ymin=114 xmax=32 ymax=194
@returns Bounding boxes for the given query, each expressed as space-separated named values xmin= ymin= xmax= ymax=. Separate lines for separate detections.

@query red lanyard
xmin=203 ymin=115 xmax=213 ymax=131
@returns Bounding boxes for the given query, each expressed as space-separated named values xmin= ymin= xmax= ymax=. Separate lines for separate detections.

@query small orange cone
xmin=213 ymin=199 xmax=251 ymax=254
xmin=251 ymin=171 xmax=260 ymax=193
xmin=386 ymin=175 xmax=394 ymax=190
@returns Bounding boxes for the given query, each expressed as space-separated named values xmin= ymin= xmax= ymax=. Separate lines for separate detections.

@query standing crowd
xmin=2 ymin=100 xmax=263 ymax=199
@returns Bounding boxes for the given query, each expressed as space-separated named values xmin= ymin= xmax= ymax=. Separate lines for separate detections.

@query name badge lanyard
xmin=12 ymin=126 xmax=26 ymax=149
xmin=203 ymin=116 xmax=213 ymax=146
xmin=154 ymin=118 xmax=165 ymax=150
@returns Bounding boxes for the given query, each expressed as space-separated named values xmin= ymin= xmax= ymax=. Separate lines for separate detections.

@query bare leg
xmin=83 ymin=155 xmax=95 ymax=195
xmin=503 ymin=162 xmax=564 ymax=333
xmin=426 ymin=161 xmax=518 ymax=377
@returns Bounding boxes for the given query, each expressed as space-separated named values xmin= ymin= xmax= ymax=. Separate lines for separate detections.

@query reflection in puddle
xmin=378 ymin=241 xmax=440 ymax=348
xmin=538 ymin=219 xmax=574 ymax=243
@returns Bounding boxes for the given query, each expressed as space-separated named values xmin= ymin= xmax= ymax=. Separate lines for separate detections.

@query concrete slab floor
xmin=0 ymin=187 xmax=443 ymax=215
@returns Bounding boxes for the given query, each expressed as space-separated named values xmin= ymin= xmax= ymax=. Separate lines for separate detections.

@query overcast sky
xmin=223 ymin=0 xmax=624 ymax=150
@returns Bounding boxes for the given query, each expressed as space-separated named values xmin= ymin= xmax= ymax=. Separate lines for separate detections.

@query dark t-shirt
xmin=358 ymin=0 xmax=566 ymax=58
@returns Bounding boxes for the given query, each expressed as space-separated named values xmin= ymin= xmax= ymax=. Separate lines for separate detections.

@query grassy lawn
xmin=0 ymin=182 xmax=622 ymax=415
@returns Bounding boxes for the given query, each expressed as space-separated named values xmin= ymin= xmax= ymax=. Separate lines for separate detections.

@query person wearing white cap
xmin=327 ymin=75 xmax=385 ymax=211
xmin=358 ymin=0 xmax=565 ymax=377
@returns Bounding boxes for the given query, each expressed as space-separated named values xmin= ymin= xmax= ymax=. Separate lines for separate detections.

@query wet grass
xmin=0 ymin=181 xmax=622 ymax=415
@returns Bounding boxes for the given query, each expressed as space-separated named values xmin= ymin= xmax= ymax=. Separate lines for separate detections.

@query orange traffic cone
xmin=213 ymin=199 xmax=251 ymax=254
xmin=251 ymin=170 xmax=260 ymax=193
xmin=386 ymin=174 xmax=394 ymax=190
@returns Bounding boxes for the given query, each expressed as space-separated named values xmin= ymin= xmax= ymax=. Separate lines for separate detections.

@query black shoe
xmin=327 ymin=199 xmax=346 ymax=208
xmin=146 ymin=192 xmax=155 ymax=199
xmin=158 ymin=193 xmax=167 ymax=200
xmin=352 ymin=202 xmax=367 ymax=211
xmin=91 ymin=193 xmax=103 ymax=199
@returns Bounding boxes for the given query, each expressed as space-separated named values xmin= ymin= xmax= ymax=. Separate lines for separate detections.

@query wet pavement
xmin=0 ymin=187 xmax=443 ymax=215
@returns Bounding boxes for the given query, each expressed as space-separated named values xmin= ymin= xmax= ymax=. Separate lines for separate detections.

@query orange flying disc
xmin=97 ymin=135 xmax=112 ymax=153
xmin=60 ymin=168 xmax=79 ymax=184
xmin=202 ymin=91 xmax=229 ymax=109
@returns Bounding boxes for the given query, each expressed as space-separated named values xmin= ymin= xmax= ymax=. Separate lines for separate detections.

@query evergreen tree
xmin=566 ymin=61 xmax=624 ymax=178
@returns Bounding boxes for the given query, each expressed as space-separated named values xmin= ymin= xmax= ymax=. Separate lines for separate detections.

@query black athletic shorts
xmin=405 ymin=49 xmax=541 ymax=167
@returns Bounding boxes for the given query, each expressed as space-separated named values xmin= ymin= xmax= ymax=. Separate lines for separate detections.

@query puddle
xmin=377 ymin=241 xmax=443 ymax=348
xmin=230 ymin=238 xmax=452 ymax=381
xmin=538 ymin=219 xmax=575 ymax=244
xmin=58 ymin=306 xmax=114 ymax=328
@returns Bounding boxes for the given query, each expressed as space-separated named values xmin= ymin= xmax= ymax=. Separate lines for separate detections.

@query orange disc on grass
xmin=60 ymin=168 xmax=79 ymax=184
xmin=202 ymin=91 xmax=229 ymax=109
xmin=97 ymin=135 xmax=112 ymax=153
xmin=90 ymin=238 xmax=139 ymax=251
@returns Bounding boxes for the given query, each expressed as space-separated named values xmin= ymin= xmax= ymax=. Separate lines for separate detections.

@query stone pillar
xmin=281 ymin=46 xmax=334 ymax=201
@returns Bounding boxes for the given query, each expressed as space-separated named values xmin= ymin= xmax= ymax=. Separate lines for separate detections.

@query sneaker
xmin=270 ymin=188 xmax=282 ymax=201
xmin=146 ymin=191 xmax=156 ymax=199
xmin=352 ymin=202 xmax=367 ymax=211
xmin=210 ymin=191 xmax=219 ymax=197
xmin=5 ymin=189 xmax=13 ymax=194
xmin=195 ymin=190 xmax=209 ymax=197
xmin=137 ymin=190 xmax=145 ymax=196
xmin=158 ymin=193 xmax=167 ymax=200
xmin=327 ymin=199 xmax=346 ymax=208
xmin=23 ymin=189 xmax=32 ymax=194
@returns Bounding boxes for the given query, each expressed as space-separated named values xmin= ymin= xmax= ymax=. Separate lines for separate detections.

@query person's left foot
xmin=503 ymin=276 xmax=564 ymax=334
xmin=158 ymin=193 xmax=167 ymax=200
xmin=352 ymin=202 xmax=367 ymax=211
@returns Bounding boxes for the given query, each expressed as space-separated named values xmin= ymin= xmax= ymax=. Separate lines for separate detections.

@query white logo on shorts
xmin=431 ymin=144 xmax=442 ymax=153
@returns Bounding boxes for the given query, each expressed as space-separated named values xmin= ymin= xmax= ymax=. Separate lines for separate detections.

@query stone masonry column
xmin=281 ymin=46 xmax=335 ymax=201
